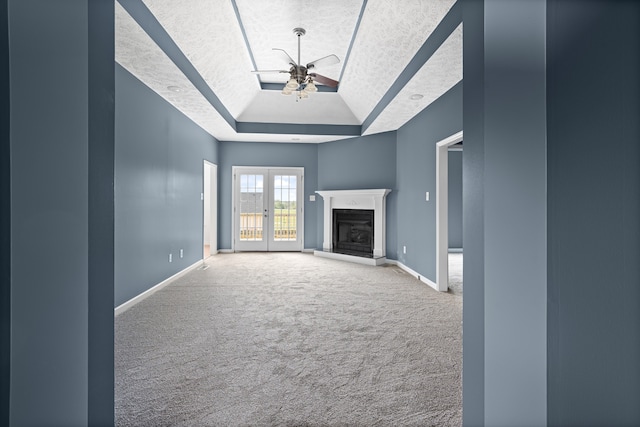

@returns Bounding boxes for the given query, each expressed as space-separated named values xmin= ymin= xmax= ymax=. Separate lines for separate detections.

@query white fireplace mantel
xmin=315 ymin=189 xmax=391 ymax=262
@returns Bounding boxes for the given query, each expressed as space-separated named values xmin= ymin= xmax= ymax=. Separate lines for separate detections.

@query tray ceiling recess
xmin=251 ymin=27 xmax=341 ymax=99
xmin=115 ymin=0 xmax=462 ymax=143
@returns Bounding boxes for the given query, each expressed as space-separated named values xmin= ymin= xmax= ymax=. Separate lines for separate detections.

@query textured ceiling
xmin=339 ymin=0 xmax=458 ymax=123
xmin=235 ymin=0 xmax=362 ymax=85
xmin=115 ymin=0 xmax=462 ymax=143
xmin=363 ymin=23 xmax=463 ymax=136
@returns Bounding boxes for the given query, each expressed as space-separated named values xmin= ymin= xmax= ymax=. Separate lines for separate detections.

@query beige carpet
xmin=448 ymin=253 xmax=463 ymax=296
xmin=115 ymin=253 xmax=462 ymax=426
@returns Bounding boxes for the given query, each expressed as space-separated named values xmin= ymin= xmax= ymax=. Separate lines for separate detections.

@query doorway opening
xmin=232 ymin=167 xmax=304 ymax=252
xmin=436 ymin=131 xmax=463 ymax=292
xmin=203 ymin=161 xmax=218 ymax=259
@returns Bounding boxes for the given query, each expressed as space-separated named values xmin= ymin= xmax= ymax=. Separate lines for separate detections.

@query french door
xmin=233 ymin=167 xmax=303 ymax=252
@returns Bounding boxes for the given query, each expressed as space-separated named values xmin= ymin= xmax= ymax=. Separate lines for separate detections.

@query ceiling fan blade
xmin=272 ymin=48 xmax=297 ymax=66
xmin=309 ymin=73 xmax=339 ymax=87
xmin=306 ymin=54 xmax=340 ymax=70
xmin=251 ymin=70 xmax=289 ymax=74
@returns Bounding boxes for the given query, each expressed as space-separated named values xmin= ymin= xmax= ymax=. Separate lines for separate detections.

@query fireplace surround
xmin=314 ymin=189 xmax=391 ymax=266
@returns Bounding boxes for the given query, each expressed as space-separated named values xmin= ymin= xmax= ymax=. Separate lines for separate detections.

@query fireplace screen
xmin=332 ymin=209 xmax=374 ymax=257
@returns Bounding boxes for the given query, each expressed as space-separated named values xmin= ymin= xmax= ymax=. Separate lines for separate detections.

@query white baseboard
xmin=220 ymin=248 xmax=315 ymax=254
xmin=114 ymin=260 xmax=201 ymax=316
xmin=385 ymin=259 xmax=440 ymax=292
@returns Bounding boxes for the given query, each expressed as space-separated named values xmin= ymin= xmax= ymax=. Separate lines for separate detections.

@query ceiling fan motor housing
xmin=291 ymin=65 xmax=309 ymax=84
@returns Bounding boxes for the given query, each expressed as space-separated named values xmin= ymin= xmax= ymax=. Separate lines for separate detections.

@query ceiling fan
xmin=252 ymin=27 xmax=340 ymax=97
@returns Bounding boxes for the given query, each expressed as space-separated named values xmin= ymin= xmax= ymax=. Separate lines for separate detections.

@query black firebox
xmin=332 ymin=209 xmax=374 ymax=257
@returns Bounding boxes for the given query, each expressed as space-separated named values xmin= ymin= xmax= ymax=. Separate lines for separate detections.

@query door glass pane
xmin=240 ymin=174 xmax=264 ymax=241
xmin=273 ymin=175 xmax=297 ymax=241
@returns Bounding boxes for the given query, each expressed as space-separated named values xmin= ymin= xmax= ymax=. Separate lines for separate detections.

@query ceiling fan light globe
xmin=286 ymin=78 xmax=299 ymax=89
xmin=299 ymin=91 xmax=309 ymax=99
xmin=281 ymin=88 xmax=292 ymax=95
xmin=304 ymin=81 xmax=317 ymax=93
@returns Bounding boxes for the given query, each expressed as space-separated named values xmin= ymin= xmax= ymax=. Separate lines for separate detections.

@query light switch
xmin=425 ymin=191 xmax=430 ymax=201
xmin=309 ymin=195 xmax=316 ymax=202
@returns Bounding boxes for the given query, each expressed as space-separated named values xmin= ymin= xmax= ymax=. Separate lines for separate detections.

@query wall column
xmin=9 ymin=0 xmax=114 ymax=425
xmin=547 ymin=1 xmax=640 ymax=424
xmin=1 ymin=0 xmax=10 ymax=424
xmin=463 ymin=0 xmax=547 ymax=425
xmin=461 ymin=1 xmax=485 ymax=424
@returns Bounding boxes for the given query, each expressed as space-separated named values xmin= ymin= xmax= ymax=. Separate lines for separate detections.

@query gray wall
xmin=218 ymin=141 xmax=319 ymax=250
xmin=484 ymin=1 xmax=548 ymax=423
xmin=8 ymin=1 xmax=114 ymax=425
xmin=463 ymin=0 xmax=548 ymax=425
xmin=317 ymin=132 xmax=397 ymax=190
xmin=317 ymin=132 xmax=397 ymax=258
xmin=395 ymin=82 xmax=462 ymax=280
xmin=448 ymin=149 xmax=463 ymax=249
xmin=0 ymin=0 xmax=9 ymax=423
xmin=115 ymin=65 xmax=218 ymax=307
xmin=462 ymin=1 xmax=485 ymax=422
xmin=546 ymin=0 xmax=640 ymax=424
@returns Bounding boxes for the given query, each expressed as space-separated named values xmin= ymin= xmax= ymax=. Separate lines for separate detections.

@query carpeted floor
xmin=115 ymin=253 xmax=462 ymax=426
xmin=448 ymin=253 xmax=463 ymax=296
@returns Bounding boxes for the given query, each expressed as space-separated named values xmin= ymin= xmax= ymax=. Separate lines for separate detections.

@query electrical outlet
xmin=169 ymin=253 xmax=172 ymax=263
xmin=309 ymin=195 xmax=316 ymax=202
xmin=180 ymin=249 xmax=184 ymax=258
xmin=403 ymin=245 xmax=407 ymax=254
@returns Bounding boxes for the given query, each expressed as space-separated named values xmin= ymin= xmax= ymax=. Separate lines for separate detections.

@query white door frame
xmin=203 ymin=161 xmax=218 ymax=259
xmin=232 ymin=166 xmax=304 ymax=252
xmin=436 ymin=131 xmax=463 ymax=292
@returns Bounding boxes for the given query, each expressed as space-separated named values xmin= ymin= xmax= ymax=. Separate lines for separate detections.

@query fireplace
xmin=314 ymin=189 xmax=391 ymax=266
xmin=333 ymin=209 xmax=374 ymax=257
